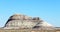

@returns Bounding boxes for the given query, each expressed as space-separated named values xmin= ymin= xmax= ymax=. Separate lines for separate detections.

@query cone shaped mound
xmin=4 ymin=14 xmax=53 ymax=29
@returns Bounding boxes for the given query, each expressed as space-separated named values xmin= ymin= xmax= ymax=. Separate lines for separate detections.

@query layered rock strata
xmin=4 ymin=14 xmax=53 ymax=29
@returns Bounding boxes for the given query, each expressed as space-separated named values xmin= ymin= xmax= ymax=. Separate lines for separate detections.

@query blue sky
xmin=0 ymin=0 xmax=60 ymax=27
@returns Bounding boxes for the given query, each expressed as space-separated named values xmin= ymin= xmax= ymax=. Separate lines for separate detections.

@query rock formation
xmin=4 ymin=14 xmax=53 ymax=29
